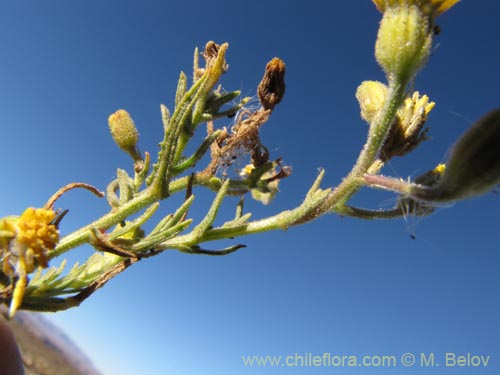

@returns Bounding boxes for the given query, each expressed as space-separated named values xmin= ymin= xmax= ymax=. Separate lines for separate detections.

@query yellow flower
xmin=16 ymin=207 xmax=59 ymax=268
xmin=382 ymin=91 xmax=434 ymax=159
xmin=433 ymin=163 xmax=446 ymax=175
xmin=0 ymin=207 xmax=59 ymax=316
xmin=239 ymin=164 xmax=255 ymax=178
xmin=372 ymin=0 xmax=460 ymax=18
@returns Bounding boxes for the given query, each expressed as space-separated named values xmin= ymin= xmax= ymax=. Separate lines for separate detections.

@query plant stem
xmin=322 ymin=81 xmax=406 ymax=215
xmin=48 ymin=187 xmax=159 ymax=260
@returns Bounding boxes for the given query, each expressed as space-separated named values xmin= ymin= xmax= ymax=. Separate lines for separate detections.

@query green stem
xmin=362 ymin=173 xmax=413 ymax=195
xmin=171 ymin=130 xmax=222 ymax=174
xmin=172 ymin=44 xmax=228 ymax=166
xmin=48 ymin=187 xmax=159 ymax=260
xmin=341 ymin=205 xmax=405 ymax=220
xmin=160 ymin=185 xmax=331 ymax=248
xmin=151 ymin=74 xmax=210 ymax=197
xmin=322 ymin=81 xmax=406 ymax=214
xmin=50 ymin=172 xmax=253 ymax=261
xmin=168 ymin=173 xmax=250 ymax=195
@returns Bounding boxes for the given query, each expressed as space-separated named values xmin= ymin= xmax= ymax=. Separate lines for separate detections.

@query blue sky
xmin=1 ymin=1 xmax=500 ymax=374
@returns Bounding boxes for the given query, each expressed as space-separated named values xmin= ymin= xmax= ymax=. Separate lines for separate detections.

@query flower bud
xmin=108 ymin=109 xmax=142 ymax=162
xmin=411 ymin=110 xmax=500 ymax=202
xmin=356 ymin=80 xmax=388 ymax=123
xmin=258 ymin=58 xmax=286 ymax=111
xmin=375 ymin=5 xmax=432 ymax=82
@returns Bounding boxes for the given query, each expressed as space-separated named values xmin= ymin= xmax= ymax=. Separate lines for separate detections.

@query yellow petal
xmin=372 ymin=0 xmax=460 ymax=17
xmin=433 ymin=0 xmax=460 ymax=16
xmin=9 ymin=259 xmax=27 ymax=317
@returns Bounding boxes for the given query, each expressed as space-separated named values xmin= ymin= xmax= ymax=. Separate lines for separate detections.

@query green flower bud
xmin=375 ymin=5 xmax=432 ymax=83
xmin=411 ymin=110 xmax=500 ymax=202
xmin=356 ymin=80 xmax=388 ymax=123
xmin=108 ymin=109 xmax=142 ymax=162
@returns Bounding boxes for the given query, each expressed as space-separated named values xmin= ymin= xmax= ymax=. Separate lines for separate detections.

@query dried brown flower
xmin=258 ymin=58 xmax=286 ymax=111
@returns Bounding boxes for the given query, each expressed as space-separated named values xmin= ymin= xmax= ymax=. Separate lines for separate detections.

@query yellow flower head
xmin=16 ymin=207 xmax=59 ymax=267
xmin=397 ymin=91 xmax=435 ymax=133
xmin=372 ymin=0 xmax=460 ymax=18
xmin=1 ymin=207 xmax=59 ymax=316
xmin=1 ymin=207 xmax=59 ymax=275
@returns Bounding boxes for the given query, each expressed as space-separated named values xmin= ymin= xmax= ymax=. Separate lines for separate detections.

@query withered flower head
xmin=203 ymin=41 xmax=219 ymax=61
xmin=202 ymin=41 xmax=228 ymax=73
xmin=258 ymin=57 xmax=286 ymax=111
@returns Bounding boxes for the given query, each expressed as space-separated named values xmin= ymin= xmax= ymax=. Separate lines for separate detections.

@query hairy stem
xmin=321 ymin=81 xmax=406 ymax=215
